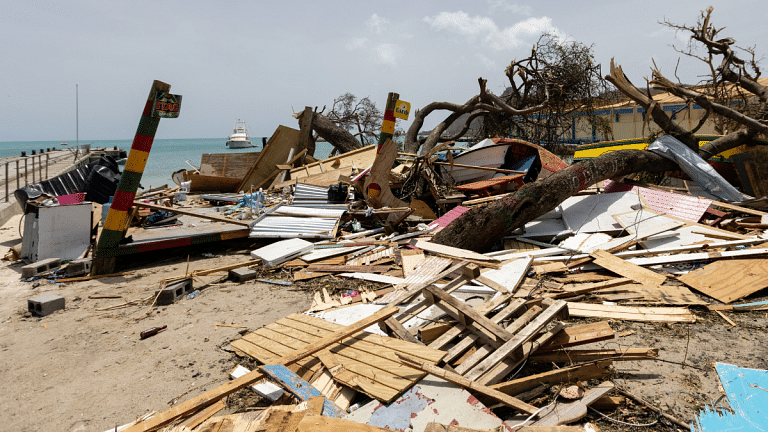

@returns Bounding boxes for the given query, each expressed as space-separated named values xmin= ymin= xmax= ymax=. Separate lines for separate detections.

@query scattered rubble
xmin=4 ymin=118 xmax=768 ymax=432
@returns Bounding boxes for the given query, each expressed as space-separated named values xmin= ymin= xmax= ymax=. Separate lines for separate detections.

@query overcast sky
xmin=2 ymin=1 xmax=765 ymax=142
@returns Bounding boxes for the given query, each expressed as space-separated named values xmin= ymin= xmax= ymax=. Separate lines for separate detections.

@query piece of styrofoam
xmin=250 ymin=238 xmax=314 ymax=267
xmin=230 ymin=365 xmax=284 ymax=401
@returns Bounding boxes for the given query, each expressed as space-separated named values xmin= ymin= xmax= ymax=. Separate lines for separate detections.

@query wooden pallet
xmin=231 ymin=313 xmax=446 ymax=403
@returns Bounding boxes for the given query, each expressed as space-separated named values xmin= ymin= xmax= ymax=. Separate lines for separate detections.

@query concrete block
xmin=250 ymin=238 xmax=314 ymax=268
xmin=64 ymin=258 xmax=92 ymax=277
xmin=21 ymin=258 xmax=62 ymax=278
xmin=28 ymin=293 xmax=65 ymax=316
xmin=154 ymin=278 xmax=195 ymax=306
xmin=229 ymin=267 xmax=259 ymax=282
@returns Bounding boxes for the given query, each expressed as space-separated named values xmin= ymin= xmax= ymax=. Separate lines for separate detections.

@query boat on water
xmin=225 ymin=119 xmax=254 ymax=149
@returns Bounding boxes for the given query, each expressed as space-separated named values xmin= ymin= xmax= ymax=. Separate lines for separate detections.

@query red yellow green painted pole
xmin=378 ymin=92 xmax=399 ymax=150
xmin=91 ymin=80 xmax=171 ymax=275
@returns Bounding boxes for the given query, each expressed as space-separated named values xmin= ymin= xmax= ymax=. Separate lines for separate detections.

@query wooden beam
xmin=530 ymin=348 xmax=659 ymax=363
xmin=463 ymin=301 xmax=568 ymax=381
xmin=489 ymin=361 xmax=612 ymax=396
xmin=386 ymin=260 xmax=470 ymax=306
xmin=124 ymin=306 xmax=399 ymax=432
xmin=396 ymin=353 xmax=539 ymax=415
xmin=589 ymin=250 xmax=666 ymax=286
xmin=423 ymin=285 xmax=513 ymax=345
xmin=132 ymin=200 xmax=252 ymax=227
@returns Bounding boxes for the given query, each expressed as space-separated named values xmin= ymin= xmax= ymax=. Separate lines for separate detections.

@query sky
xmin=2 ymin=0 xmax=766 ymax=142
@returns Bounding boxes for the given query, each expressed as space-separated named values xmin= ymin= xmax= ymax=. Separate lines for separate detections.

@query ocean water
xmin=0 ymin=138 xmax=335 ymax=190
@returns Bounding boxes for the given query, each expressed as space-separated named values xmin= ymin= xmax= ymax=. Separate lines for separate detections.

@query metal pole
xmin=5 ymin=163 xmax=8 ymax=202
xmin=15 ymin=160 xmax=19 ymax=190
xmin=45 ymin=153 xmax=49 ymax=178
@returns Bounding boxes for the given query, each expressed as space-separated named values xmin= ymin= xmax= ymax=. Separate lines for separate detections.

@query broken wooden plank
xmin=400 ymin=249 xmax=425 ymax=277
xmin=423 ymin=285 xmax=514 ymax=346
xmin=476 ymin=321 xmax=565 ymax=386
xmin=385 ymin=259 xmax=466 ymax=306
xmin=396 ymin=354 xmax=539 ymax=415
xmin=463 ymin=301 xmax=568 ymax=381
xmin=537 ymin=321 xmax=615 ymax=351
xmin=393 ymin=264 xmax=481 ymax=327
xmin=489 ymin=361 xmax=612 ymax=396
xmin=429 ymin=296 xmax=525 ymax=352
xmin=177 ymin=399 xmax=226 ymax=430
xmin=530 ymin=348 xmax=659 ymax=363
xmin=132 ymin=200 xmax=252 ymax=227
xmin=410 ymin=239 xmax=501 ymax=262
xmin=589 ymin=249 xmax=666 ymax=286
xmin=450 ymin=302 xmax=538 ymax=373
xmin=531 ymin=382 xmax=614 ymax=426
xmin=237 ymin=125 xmax=301 ymax=191
xmin=296 ymin=415 xmax=393 ymax=432
xmin=566 ymin=302 xmax=696 ymax=323
xmin=123 ymin=306 xmax=398 ymax=432
xmin=305 ymin=264 xmax=391 ymax=273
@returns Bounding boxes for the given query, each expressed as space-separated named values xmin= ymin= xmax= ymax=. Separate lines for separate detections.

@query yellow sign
xmin=394 ymin=100 xmax=410 ymax=120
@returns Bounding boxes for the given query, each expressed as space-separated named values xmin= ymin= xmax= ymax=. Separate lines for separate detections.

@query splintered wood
xmin=231 ymin=313 xmax=445 ymax=403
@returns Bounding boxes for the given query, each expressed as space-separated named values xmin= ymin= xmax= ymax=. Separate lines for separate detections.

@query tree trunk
xmin=431 ymin=150 xmax=677 ymax=252
xmin=296 ymin=110 xmax=362 ymax=154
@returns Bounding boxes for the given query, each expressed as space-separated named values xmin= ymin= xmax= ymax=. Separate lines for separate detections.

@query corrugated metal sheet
xmin=292 ymin=183 xmax=350 ymax=210
xmin=294 ymin=183 xmax=328 ymax=200
xmin=249 ymin=204 xmax=345 ymax=239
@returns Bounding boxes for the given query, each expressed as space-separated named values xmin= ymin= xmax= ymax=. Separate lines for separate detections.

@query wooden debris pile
xmin=95 ymin=126 xmax=768 ymax=431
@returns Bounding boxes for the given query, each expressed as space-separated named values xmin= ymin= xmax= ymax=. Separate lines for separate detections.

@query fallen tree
xmin=294 ymin=93 xmax=387 ymax=156
xmin=433 ymin=7 xmax=768 ymax=251
xmin=403 ymin=33 xmax=610 ymax=155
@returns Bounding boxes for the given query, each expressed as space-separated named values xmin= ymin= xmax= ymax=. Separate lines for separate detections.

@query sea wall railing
xmin=1 ymin=145 xmax=92 ymax=203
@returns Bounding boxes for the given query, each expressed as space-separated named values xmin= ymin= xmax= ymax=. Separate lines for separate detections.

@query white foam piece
xmin=250 ymin=238 xmax=314 ymax=267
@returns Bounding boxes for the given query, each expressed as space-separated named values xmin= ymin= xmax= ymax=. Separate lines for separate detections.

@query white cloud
xmin=366 ymin=13 xmax=389 ymax=35
xmin=424 ymin=11 xmax=559 ymax=50
xmin=346 ymin=14 xmax=402 ymax=66
xmin=476 ymin=53 xmax=496 ymax=69
xmin=487 ymin=0 xmax=533 ymax=15
xmin=346 ymin=37 xmax=368 ymax=50
xmin=373 ymin=43 xmax=400 ymax=65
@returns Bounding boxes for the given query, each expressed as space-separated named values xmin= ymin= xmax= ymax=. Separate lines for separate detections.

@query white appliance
xmin=21 ymin=203 xmax=93 ymax=263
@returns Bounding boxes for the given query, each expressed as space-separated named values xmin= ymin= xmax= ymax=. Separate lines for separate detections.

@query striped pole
xmin=91 ymin=80 xmax=171 ymax=275
xmin=378 ymin=92 xmax=399 ymax=151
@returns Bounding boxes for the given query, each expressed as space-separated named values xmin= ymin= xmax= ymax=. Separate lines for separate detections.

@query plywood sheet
xmin=289 ymin=145 xmax=376 ymax=179
xmin=200 ymin=152 xmax=261 ymax=178
xmin=400 ymin=249 xmax=426 ymax=277
xmin=678 ymin=258 xmax=768 ymax=303
xmin=238 ymin=125 xmax=301 ymax=191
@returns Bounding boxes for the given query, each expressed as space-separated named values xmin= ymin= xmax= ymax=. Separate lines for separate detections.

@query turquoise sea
xmin=0 ymin=138 xmax=335 ymax=190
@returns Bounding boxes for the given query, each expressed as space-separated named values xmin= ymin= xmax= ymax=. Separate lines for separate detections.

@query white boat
xmin=225 ymin=119 xmax=254 ymax=149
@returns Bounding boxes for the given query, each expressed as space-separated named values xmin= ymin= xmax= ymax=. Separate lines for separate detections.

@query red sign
xmin=152 ymin=92 xmax=182 ymax=118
